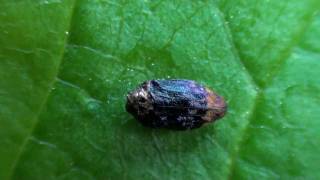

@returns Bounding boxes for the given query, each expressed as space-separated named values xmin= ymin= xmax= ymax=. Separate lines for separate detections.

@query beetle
xmin=126 ymin=79 xmax=227 ymax=130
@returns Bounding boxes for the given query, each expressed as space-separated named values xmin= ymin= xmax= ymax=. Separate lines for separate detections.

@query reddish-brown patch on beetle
xmin=202 ymin=88 xmax=227 ymax=122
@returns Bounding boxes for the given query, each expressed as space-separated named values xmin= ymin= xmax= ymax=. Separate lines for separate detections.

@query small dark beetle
xmin=126 ymin=79 xmax=227 ymax=130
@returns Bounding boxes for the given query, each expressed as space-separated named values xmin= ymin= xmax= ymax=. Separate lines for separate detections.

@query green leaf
xmin=0 ymin=0 xmax=319 ymax=179
xmin=218 ymin=0 xmax=320 ymax=87
xmin=0 ymin=0 xmax=75 ymax=179
xmin=230 ymin=16 xmax=320 ymax=179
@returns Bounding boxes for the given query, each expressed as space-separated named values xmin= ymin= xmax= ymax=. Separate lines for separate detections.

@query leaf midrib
xmin=7 ymin=1 xmax=78 ymax=179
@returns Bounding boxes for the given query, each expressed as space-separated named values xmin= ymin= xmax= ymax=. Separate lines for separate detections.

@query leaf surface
xmin=0 ymin=0 xmax=319 ymax=179
xmin=0 ymin=1 xmax=75 ymax=179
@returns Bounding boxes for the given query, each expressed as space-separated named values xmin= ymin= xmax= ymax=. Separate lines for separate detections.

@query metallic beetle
xmin=126 ymin=79 xmax=227 ymax=130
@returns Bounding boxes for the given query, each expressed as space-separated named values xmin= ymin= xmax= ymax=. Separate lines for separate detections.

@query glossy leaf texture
xmin=0 ymin=0 xmax=319 ymax=179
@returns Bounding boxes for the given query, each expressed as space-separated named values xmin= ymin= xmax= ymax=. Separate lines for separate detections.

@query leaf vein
xmin=7 ymin=1 xmax=78 ymax=179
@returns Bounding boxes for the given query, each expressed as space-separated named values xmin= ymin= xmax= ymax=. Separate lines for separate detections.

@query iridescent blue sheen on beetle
xmin=126 ymin=79 xmax=227 ymax=130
